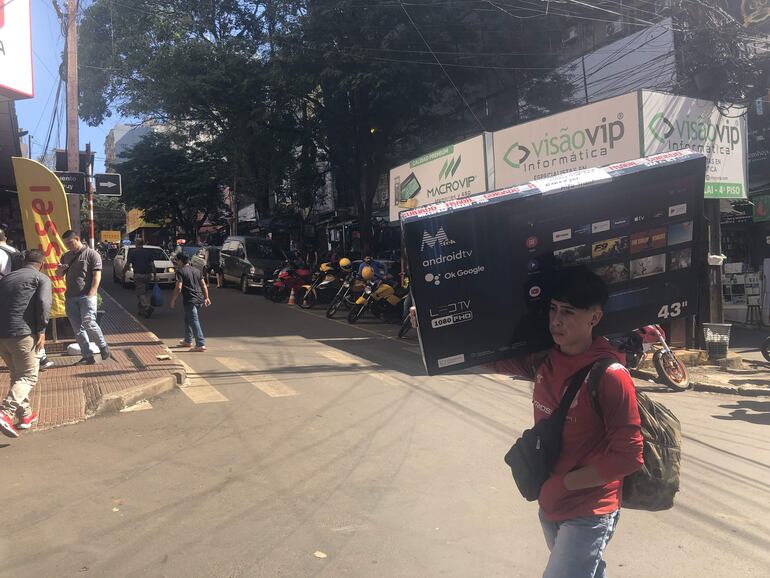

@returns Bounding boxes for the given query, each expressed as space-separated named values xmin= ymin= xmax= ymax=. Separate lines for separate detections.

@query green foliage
xmin=114 ymin=132 xmax=226 ymax=241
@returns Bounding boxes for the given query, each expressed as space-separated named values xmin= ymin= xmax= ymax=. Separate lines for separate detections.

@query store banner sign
xmin=12 ymin=157 xmax=71 ymax=318
xmin=641 ymin=91 xmax=747 ymax=199
xmin=389 ymin=135 xmax=487 ymax=222
xmin=491 ymin=92 xmax=640 ymax=189
xmin=0 ymin=0 xmax=33 ymax=99
xmin=402 ymin=150 xmax=706 ymax=375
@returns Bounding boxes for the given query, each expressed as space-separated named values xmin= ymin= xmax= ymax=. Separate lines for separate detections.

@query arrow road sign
xmin=54 ymin=172 xmax=86 ymax=195
xmin=94 ymin=173 xmax=122 ymax=196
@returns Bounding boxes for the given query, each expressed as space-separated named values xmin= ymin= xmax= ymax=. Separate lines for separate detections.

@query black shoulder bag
xmin=503 ymin=363 xmax=597 ymax=501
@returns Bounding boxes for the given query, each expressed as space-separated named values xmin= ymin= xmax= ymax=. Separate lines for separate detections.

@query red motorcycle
xmin=614 ymin=325 xmax=689 ymax=391
xmin=269 ymin=263 xmax=313 ymax=303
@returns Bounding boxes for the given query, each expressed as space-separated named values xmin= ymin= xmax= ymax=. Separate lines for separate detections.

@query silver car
xmin=112 ymin=245 xmax=176 ymax=288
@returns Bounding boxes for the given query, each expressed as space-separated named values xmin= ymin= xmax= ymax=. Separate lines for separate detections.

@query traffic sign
xmin=54 ymin=171 xmax=86 ymax=195
xmin=94 ymin=173 xmax=122 ymax=196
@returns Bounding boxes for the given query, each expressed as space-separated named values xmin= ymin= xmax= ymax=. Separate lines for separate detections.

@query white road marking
xmin=317 ymin=350 xmax=370 ymax=367
xmin=216 ymin=357 xmax=299 ymax=398
xmin=178 ymin=361 xmax=229 ymax=404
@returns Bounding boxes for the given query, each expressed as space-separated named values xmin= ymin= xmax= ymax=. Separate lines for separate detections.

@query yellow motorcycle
xmin=348 ymin=267 xmax=409 ymax=324
xmin=298 ymin=259 xmax=350 ymax=309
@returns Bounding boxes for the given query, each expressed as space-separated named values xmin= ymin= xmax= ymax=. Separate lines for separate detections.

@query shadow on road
xmin=713 ymin=400 xmax=770 ymax=426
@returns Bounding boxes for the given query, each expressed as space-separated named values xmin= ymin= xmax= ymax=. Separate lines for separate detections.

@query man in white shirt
xmin=0 ymin=228 xmax=17 ymax=277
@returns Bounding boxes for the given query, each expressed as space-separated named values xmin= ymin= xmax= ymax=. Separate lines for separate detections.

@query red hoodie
xmin=494 ymin=337 xmax=644 ymax=522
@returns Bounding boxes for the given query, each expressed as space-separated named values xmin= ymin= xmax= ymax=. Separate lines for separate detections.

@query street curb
xmin=91 ymin=374 xmax=179 ymax=416
xmin=634 ymin=369 xmax=769 ymax=396
xmin=87 ymin=291 xmax=188 ymax=417
xmin=690 ymin=382 xmax=770 ymax=397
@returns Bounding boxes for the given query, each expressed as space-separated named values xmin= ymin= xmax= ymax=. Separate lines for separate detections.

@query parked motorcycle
xmin=270 ymin=262 xmax=313 ymax=303
xmin=348 ymin=275 xmax=409 ymax=324
xmin=326 ymin=269 xmax=365 ymax=318
xmin=613 ymin=324 xmax=689 ymax=391
xmin=298 ymin=259 xmax=350 ymax=309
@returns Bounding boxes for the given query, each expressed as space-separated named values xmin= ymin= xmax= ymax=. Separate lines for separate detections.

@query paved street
xmin=2 ymin=264 xmax=769 ymax=577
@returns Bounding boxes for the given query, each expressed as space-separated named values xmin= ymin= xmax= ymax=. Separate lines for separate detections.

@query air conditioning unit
xmin=563 ymin=26 xmax=579 ymax=44
xmin=606 ymin=20 xmax=623 ymax=37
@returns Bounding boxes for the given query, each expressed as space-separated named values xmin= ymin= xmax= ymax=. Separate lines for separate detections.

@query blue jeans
xmin=65 ymin=296 xmax=108 ymax=359
xmin=539 ymin=509 xmax=620 ymax=578
xmin=184 ymin=303 xmax=205 ymax=347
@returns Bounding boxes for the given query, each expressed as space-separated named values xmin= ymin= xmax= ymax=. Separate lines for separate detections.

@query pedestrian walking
xmin=0 ymin=250 xmax=51 ymax=438
xmin=57 ymin=230 xmax=110 ymax=365
xmin=491 ymin=267 xmax=643 ymax=577
xmin=2 ymin=229 xmax=53 ymax=369
xmin=169 ymin=252 xmax=210 ymax=352
xmin=124 ymin=237 xmax=156 ymax=318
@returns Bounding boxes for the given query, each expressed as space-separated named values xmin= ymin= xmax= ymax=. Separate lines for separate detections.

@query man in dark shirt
xmin=125 ymin=238 xmax=156 ymax=318
xmin=0 ymin=250 xmax=51 ymax=438
xmin=169 ymin=252 xmax=211 ymax=352
xmin=57 ymin=230 xmax=110 ymax=365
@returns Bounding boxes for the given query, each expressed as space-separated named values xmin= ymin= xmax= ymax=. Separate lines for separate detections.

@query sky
xmin=15 ymin=0 xmax=134 ymax=174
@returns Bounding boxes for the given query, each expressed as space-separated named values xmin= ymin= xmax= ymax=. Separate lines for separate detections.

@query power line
xmin=397 ymin=0 xmax=485 ymax=131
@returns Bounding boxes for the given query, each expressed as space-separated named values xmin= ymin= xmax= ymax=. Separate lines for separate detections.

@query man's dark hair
xmin=551 ymin=266 xmax=609 ymax=309
xmin=0 ymin=229 xmax=6 ymax=242
xmin=136 ymin=237 xmax=145 ymax=246
xmin=62 ymin=230 xmax=79 ymax=240
xmin=24 ymin=249 xmax=45 ymax=264
xmin=176 ymin=252 xmax=190 ymax=264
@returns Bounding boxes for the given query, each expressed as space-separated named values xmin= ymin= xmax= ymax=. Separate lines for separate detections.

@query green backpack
xmin=587 ymin=359 xmax=682 ymax=511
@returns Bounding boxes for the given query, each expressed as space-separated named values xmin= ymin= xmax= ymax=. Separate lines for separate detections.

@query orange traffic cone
xmin=288 ymin=287 xmax=296 ymax=305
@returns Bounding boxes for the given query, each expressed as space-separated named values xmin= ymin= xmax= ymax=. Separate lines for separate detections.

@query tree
xmin=114 ymin=132 xmax=226 ymax=241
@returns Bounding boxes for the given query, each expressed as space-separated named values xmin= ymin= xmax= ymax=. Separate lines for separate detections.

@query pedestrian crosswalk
xmin=167 ymin=345 xmax=398 ymax=406
xmin=178 ymin=361 xmax=229 ymax=404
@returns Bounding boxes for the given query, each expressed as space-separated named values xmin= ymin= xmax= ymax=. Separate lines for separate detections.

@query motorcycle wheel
xmin=326 ymin=293 xmax=345 ymax=318
xmin=299 ymin=288 xmax=316 ymax=309
xmin=762 ymin=337 xmax=770 ymax=363
xmin=263 ymin=284 xmax=274 ymax=300
xmin=653 ymin=350 xmax=690 ymax=391
xmin=397 ymin=315 xmax=411 ymax=339
xmin=270 ymin=287 xmax=287 ymax=303
xmin=348 ymin=303 xmax=366 ymax=324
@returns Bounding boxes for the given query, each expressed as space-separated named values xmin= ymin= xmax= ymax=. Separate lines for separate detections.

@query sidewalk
xmin=636 ymin=345 xmax=770 ymax=396
xmin=0 ymin=291 xmax=185 ymax=431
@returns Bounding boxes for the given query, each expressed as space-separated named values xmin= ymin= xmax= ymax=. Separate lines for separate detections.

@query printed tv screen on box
xmin=401 ymin=150 xmax=707 ymax=375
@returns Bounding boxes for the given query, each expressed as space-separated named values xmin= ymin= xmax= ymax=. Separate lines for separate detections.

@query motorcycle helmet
xmin=320 ymin=263 xmax=333 ymax=273
xmin=361 ymin=265 xmax=375 ymax=281
xmin=339 ymin=257 xmax=352 ymax=271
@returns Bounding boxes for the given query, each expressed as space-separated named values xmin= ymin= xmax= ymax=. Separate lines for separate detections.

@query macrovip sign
xmin=0 ymin=0 xmax=33 ymax=99
xmin=389 ymin=134 xmax=487 ymax=222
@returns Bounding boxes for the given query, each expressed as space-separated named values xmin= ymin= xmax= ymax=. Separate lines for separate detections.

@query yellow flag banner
xmin=12 ymin=157 xmax=72 ymax=318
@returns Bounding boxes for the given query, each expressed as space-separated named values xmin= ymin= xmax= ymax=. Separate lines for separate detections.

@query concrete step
xmin=637 ymin=349 xmax=744 ymax=371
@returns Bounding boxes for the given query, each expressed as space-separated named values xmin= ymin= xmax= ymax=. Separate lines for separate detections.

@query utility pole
xmin=86 ymin=142 xmax=95 ymax=248
xmin=65 ymin=0 xmax=81 ymax=234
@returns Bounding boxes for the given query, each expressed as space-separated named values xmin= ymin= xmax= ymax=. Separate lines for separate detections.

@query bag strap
xmin=585 ymin=358 xmax=619 ymax=420
xmin=552 ymin=363 xmax=594 ymax=422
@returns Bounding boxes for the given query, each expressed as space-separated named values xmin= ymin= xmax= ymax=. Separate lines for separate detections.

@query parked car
xmin=171 ymin=244 xmax=202 ymax=265
xmin=191 ymin=246 xmax=221 ymax=282
xmin=220 ymin=236 xmax=287 ymax=293
xmin=112 ymin=245 xmax=176 ymax=288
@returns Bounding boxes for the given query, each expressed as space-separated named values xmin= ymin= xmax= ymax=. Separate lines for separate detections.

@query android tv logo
xmin=647 ymin=112 xmax=675 ymax=143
